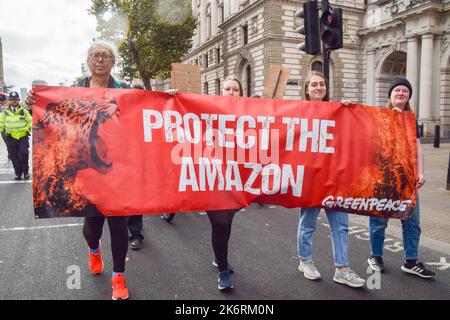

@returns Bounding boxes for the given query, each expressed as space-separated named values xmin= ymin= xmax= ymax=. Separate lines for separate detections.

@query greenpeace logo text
xmin=322 ymin=196 xmax=412 ymax=212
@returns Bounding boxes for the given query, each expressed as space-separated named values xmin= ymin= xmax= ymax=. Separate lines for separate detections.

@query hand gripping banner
xmin=32 ymin=86 xmax=418 ymax=219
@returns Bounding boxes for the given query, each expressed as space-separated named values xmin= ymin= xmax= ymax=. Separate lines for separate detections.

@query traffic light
xmin=295 ymin=1 xmax=321 ymax=55
xmin=320 ymin=7 xmax=343 ymax=51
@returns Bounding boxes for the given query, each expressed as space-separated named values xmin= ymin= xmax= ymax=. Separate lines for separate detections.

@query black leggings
xmin=207 ymin=209 xmax=240 ymax=272
xmin=83 ymin=216 xmax=128 ymax=273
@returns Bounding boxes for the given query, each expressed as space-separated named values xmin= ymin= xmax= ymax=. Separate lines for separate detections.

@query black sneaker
xmin=129 ymin=237 xmax=143 ymax=250
xmin=368 ymin=256 xmax=385 ymax=273
xmin=14 ymin=175 xmax=21 ymax=180
xmin=23 ymin=173 xmax=30 ymax=180
xmin=401 ymin=261 xmax=435 ymax=278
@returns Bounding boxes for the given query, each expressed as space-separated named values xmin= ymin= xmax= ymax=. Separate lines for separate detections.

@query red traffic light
xmin=320 ymin=8 xmax=343 ymax=51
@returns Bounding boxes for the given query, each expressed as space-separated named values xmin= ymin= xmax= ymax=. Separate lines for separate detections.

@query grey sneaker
xmin=333 ymin=268 xmax=366 ymax=288
xmin=298 ymin=259 xmax=321 ymax=280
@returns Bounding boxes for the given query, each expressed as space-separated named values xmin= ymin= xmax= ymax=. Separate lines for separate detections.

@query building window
xmin=206 ymin=4 xmax=211 ymax=38
xmin=246 ymin=65 xmax=251 ymax=97
xmin=312 ymin=61 xmax=322 ymax=72
xmin=219 ymin=4 xmax=224 ymax=24
xmin=204 ymin=53 xmax=209 ymax=68
xmin=251 ymin=16 xmax=258 ymax=34
xmin=204 ymin=81 xmax=209 ymax=94
xmin=196 ymin=22 xmax=201 ymax=45
xmin=243 ymin=25 xmax=248 ymax=45
xmin=215 ymin=79 xmax=221 ymax=95
xmin=241 ymin=0 xmax=250 ymax=8
xmin=231 ymin=28 xmax=238 ymax=44
xmin=216 ymin=48 xmax=221 ymax=63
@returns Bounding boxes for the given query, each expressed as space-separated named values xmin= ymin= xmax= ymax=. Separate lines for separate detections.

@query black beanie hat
xmin=388 ymin=77 xmax=412 ymax=99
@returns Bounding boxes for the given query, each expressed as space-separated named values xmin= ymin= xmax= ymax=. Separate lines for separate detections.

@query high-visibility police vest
xmin=0 ymin=105 xmax=32 ymax=140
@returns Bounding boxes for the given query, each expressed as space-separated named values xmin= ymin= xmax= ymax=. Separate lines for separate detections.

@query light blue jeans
xmin=369 ymin=199 xmax=421 ymax=260
xmin=297 ymin=207 xmax=349 ymax=267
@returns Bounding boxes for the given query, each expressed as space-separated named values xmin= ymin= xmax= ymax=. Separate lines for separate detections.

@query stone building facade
xmin=182 ymin=0 xmax=450 ymax=137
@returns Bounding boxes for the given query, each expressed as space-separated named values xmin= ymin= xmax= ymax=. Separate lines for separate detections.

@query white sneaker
xmin=333 ymin=268 xmax=365 ymax=288
xmin=298 ymin=260 xmax=321 ymax=280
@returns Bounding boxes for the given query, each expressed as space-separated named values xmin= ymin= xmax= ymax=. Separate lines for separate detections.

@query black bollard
xmin=447 ymin=152 xmax=450 ymax=191
xmin=434 ymin=125 xmax=440 ymax=148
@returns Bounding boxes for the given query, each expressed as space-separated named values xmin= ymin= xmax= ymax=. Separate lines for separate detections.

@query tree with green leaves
xmin=89 ymin=0 xmax=196 ymax=90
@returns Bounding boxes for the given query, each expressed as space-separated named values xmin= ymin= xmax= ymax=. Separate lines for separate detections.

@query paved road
xmin=0 ymin=141 xmax=449 ymax=301
xmin=0 ymin=179 xmax=449 ymax=300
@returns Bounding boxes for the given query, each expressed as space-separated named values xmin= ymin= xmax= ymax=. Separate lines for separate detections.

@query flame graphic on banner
xmin=33 ymin=96 xmax=119 ymax=217
xmin=342 ymin=108 xmax=418 ymax=218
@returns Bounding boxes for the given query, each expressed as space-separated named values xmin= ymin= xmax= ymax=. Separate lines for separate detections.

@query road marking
xmin=0 ymin=223 xmax=83 ymax=232
xmin=425 ymin=257 xmax=450 ymax=270
xmin=0 ymin=180 xmax=32 ymax=184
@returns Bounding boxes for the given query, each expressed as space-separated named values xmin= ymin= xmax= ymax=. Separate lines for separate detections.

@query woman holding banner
xmin=26 ymin=41 xmax=130 ymax=300
xmin=367 ymin=77 xmax=435 ymax=278
xmin=296 ymin=71 xmax=366 ymax=288
xmin=205 ymin=76 xmax=244 ymax=291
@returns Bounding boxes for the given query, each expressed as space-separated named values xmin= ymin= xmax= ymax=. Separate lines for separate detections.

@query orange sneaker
xmin=112 ymin=273 xmax=129 ymax=300
xmin=88 ymin=243 xmax=103 ymax=275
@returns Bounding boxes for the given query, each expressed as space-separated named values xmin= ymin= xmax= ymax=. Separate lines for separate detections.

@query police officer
xmin=0 ymin=91 xmax=32 ymax=180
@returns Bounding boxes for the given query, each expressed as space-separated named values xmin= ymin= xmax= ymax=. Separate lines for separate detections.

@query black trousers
xmin=127 ymin=215 xmax=144 ymax=240
xmin=206 ymin=209 xmax=240 ymax=272
xmin=6 ymin=135 xmax=29 ymax=176
xmin=83 ymin=216 xmax=128 ymax=273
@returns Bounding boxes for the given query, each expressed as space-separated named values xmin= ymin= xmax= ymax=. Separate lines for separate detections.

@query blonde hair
xmin=303 ymin=71 xmax=329 ymax=101
xmin=222 ymin=76 xmax=243 ymax=97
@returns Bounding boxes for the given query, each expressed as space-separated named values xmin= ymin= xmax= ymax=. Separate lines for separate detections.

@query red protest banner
xmin=32 ymin=86 xmax=418 ymax=219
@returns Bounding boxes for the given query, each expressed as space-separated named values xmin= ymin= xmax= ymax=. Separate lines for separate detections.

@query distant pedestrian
xmin=367 ymin=77 xmax=435 ymax=279
xmin=296 ymin=71 xmax=365 ymax=288
xmin=0 ymin=92 xmax=6 ymax=110
xmin=250 ymin=94 xmax=265 ymax=208
xmin=0 ymin=92 xmax=10 ymax=159
xmin=126 ymin=83 xmax=147 ymax=250
xmin=0 ymin=91 xmax=32 ymax=180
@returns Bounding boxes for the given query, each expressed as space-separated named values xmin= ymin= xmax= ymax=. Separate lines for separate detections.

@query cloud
xmin=0 ymin=0 xmax=98 ymax=90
